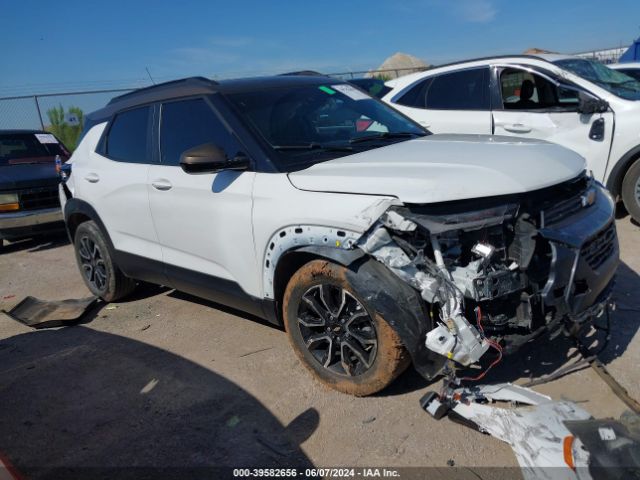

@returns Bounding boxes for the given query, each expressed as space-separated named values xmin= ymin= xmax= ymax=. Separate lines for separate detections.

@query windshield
xmin=224 ymin=83 xmax=427 ymax=171
xmin=0 ymin=133 xmax=69 ymax=166
xmin=554 ymin=58 xmax=640 ymax=101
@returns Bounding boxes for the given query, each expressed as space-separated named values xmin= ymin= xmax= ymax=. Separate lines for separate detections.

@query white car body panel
xmin=395 ymin=106 xmax=491 ymax=134
xmin=382 ymin=55 xmax=640 ymax=190
xmin=251 ymin=173 xmax=397 ymax=297
xmin=287 ymin=135 xmax=586 ymax=204
xmin=609 ymin=62 xmax=640 ymax=71
xmin=147 ymin=165 xmax=258 ymax=290
xmin=492 ymin=109 xmax=614 ymax=181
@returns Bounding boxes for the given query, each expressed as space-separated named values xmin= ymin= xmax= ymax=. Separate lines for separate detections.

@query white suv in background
xmin=382 ymin=55 xmax=640 ymax=222
xmin=61 ymin=75 xmax=617 ymax=396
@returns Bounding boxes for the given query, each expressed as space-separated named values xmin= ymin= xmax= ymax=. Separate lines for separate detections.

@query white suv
xmin=382 ymin=54 xmax=640 ymax=222
xmin=61 ymin=76 xmax=618 ymax=395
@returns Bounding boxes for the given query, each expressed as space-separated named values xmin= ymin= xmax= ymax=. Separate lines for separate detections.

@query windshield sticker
xmin=332 ymin=84 xmax=370 ymax=101
xmin=34 ymin=133 xmax=58 ymax=144
xmin=318 ymin=86 xmax=336 ymax=95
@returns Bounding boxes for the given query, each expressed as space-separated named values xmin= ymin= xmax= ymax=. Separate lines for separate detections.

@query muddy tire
xmin=283 ymin=259 xmax=410 ymax=396
xmin=73 ymin=221 xmax=136 ymax=302
xmin=622 ymin=158 xmax=640 ymax=223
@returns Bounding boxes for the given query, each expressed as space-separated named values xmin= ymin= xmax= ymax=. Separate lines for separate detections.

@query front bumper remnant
xmin=421 ymin=383 xmax=592 ymax=479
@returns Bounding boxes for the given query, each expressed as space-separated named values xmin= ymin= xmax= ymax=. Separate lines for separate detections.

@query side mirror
xmin=578 ymin=91 xmax=609 ymax=115
xmin=179 ymin=143 xmax=250 ymax=174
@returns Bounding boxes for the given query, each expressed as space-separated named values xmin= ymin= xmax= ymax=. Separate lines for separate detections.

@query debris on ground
xmin=2 ymin=296 xmax=100 ymax=329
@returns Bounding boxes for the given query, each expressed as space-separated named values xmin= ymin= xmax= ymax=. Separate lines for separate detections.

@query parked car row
xmin=58 ymin=69 xmax=619 ymax=395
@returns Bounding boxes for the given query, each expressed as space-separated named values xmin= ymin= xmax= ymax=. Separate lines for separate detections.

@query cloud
xmin=396 ymin=0 xmax=498 ymax=23
xmin=208 ymin=36 xmax=254 ymax=48
xmin=453 ymin=0 xmax=498 ymax=23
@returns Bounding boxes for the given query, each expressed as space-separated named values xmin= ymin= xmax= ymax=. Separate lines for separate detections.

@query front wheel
xmin=621 ymin=158 xmax=640 ymax=223
xmin=283 ymin=260 xmax=410 ymax=396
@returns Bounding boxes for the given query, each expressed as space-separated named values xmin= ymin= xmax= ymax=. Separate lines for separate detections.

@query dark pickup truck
xmin=0 ymin=130 xmax=69 ymax=249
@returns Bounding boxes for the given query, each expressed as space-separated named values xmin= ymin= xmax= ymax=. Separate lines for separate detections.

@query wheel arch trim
xmin=262 ymin=225 xmax=363 ymax=300
xmin=606 ymin=143 xmax=640 ymax=197
xmin=63 ymin=198 xmax=115 ymax=253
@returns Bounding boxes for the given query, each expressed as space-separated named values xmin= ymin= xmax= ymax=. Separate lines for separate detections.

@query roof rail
xmin=107 ymin=76 xmax=218 ymax=105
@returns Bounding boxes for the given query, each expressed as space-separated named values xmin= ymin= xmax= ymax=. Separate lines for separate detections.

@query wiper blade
xmin=349 ymin=131 xmax=424 ymax=144
xmin=272 ymin=143 xmax=353 ymax=152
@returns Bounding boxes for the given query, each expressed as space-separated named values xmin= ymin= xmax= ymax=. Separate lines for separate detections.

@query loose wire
xmin=460 ymin=306 xmax=503 ymax=382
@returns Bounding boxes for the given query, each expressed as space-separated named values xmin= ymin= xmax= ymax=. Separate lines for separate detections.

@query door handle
xmin=503 ymin=123 xmax=532 ymax=134
xmin=84 ymin=173 xmax=100 ymax=183
xmin=151 ymin=179 xmax=172 ymax=191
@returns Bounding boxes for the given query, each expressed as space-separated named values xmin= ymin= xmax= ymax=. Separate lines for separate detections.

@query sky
xmin=1 ymin=0 xmax=640 ymax=97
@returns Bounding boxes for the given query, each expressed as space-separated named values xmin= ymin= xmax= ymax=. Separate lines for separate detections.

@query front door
xmin=492 ymin=66 xmax=614 ymax=181
xmin=147 ymin=96 xmax=258 ymax=297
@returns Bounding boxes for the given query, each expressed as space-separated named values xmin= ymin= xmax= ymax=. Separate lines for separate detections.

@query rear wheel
xmin=73 ymin=221 xmax=136 ymax=302
xmin=621 ymin=158 xmax=640 ymax=223
xmin=283 ymin=260 xmax=409 ymax=396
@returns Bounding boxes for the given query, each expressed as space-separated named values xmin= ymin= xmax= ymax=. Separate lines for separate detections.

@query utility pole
xmin=34 ymin=95 xmax=45 ymax=130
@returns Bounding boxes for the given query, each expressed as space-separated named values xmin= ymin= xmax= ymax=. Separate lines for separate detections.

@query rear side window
xmin=426 ymin=68 xmax=489 ymax=110
xmin=396 ymin=78 xmax=433 ymax=108
xmin=105 ymin=106 xmax=150 ymax=163
xmin=160 ymin=98 xmax=243 ymax=166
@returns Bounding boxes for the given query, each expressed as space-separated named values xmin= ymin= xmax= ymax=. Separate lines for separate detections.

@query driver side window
xmin=499 ymin=68 xmax=579 ymax=111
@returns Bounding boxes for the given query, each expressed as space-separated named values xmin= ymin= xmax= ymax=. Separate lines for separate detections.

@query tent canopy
xmin=619 ymin=37 xmax=640 ymax=63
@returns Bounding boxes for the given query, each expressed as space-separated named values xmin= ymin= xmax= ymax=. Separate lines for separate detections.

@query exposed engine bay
xmin=358 ymin=173 xmax=619 ymax=371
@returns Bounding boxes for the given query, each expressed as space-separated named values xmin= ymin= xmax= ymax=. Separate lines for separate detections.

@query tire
xmin=73 ymin=220 xmax=136 ymax=302
xmin=283 ymin=259 xmax=410 ymax=396
xmin=621 ymin=158 xmax=640 ymax=223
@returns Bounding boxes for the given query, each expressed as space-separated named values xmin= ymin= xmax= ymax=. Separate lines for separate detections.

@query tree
xmin=46 ymin=105 xmax=85 ymax=151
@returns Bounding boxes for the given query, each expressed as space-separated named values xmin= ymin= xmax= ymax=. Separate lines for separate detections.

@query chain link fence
xmin=0 ymin=67 xmax=429 ymax=138
xmin=0 ymin=89 xmax=133 ymax=131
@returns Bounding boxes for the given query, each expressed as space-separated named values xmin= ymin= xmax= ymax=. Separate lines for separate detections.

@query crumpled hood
xmin=287 ymin=134 xmax=586 ymax=204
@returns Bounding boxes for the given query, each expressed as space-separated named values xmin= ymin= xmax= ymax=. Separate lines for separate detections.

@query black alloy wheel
xmin=296 ymin=284 xmax=378 ymax=376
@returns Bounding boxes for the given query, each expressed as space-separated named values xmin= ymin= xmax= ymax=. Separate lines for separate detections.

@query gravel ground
xmin=0 ymin=217 xmax=638 ymax=478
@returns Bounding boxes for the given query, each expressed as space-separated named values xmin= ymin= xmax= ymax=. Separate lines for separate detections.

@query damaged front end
xmin=358 ymin=173 xmax=618 ymax=378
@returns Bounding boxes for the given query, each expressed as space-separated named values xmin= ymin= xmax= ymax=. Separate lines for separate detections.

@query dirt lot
xmin=0 ymin=217 xmax=639 ymax=478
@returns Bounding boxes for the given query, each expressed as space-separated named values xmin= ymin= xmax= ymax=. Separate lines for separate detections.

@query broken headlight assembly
xmin=358 ymin=175 xmax=618 ymax=374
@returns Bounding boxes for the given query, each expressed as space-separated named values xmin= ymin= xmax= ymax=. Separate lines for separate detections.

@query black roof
xmin=88 ymin=74 xmax=344 ymax=123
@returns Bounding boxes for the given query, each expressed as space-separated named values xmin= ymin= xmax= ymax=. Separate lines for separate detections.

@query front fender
xmin=345 ymin=258 xmax=446 ymax=381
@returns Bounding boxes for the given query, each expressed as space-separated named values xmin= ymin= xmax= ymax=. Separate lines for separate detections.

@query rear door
xmin=491 ymin=65 xmax=614 ymax=181
xmin=147 ymin=96 xmax=258 ymax=296
xmin=390 ymin=67 xmax=492 ymax=133
xmin=78 ymin=106 xmax=162 ymax=262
